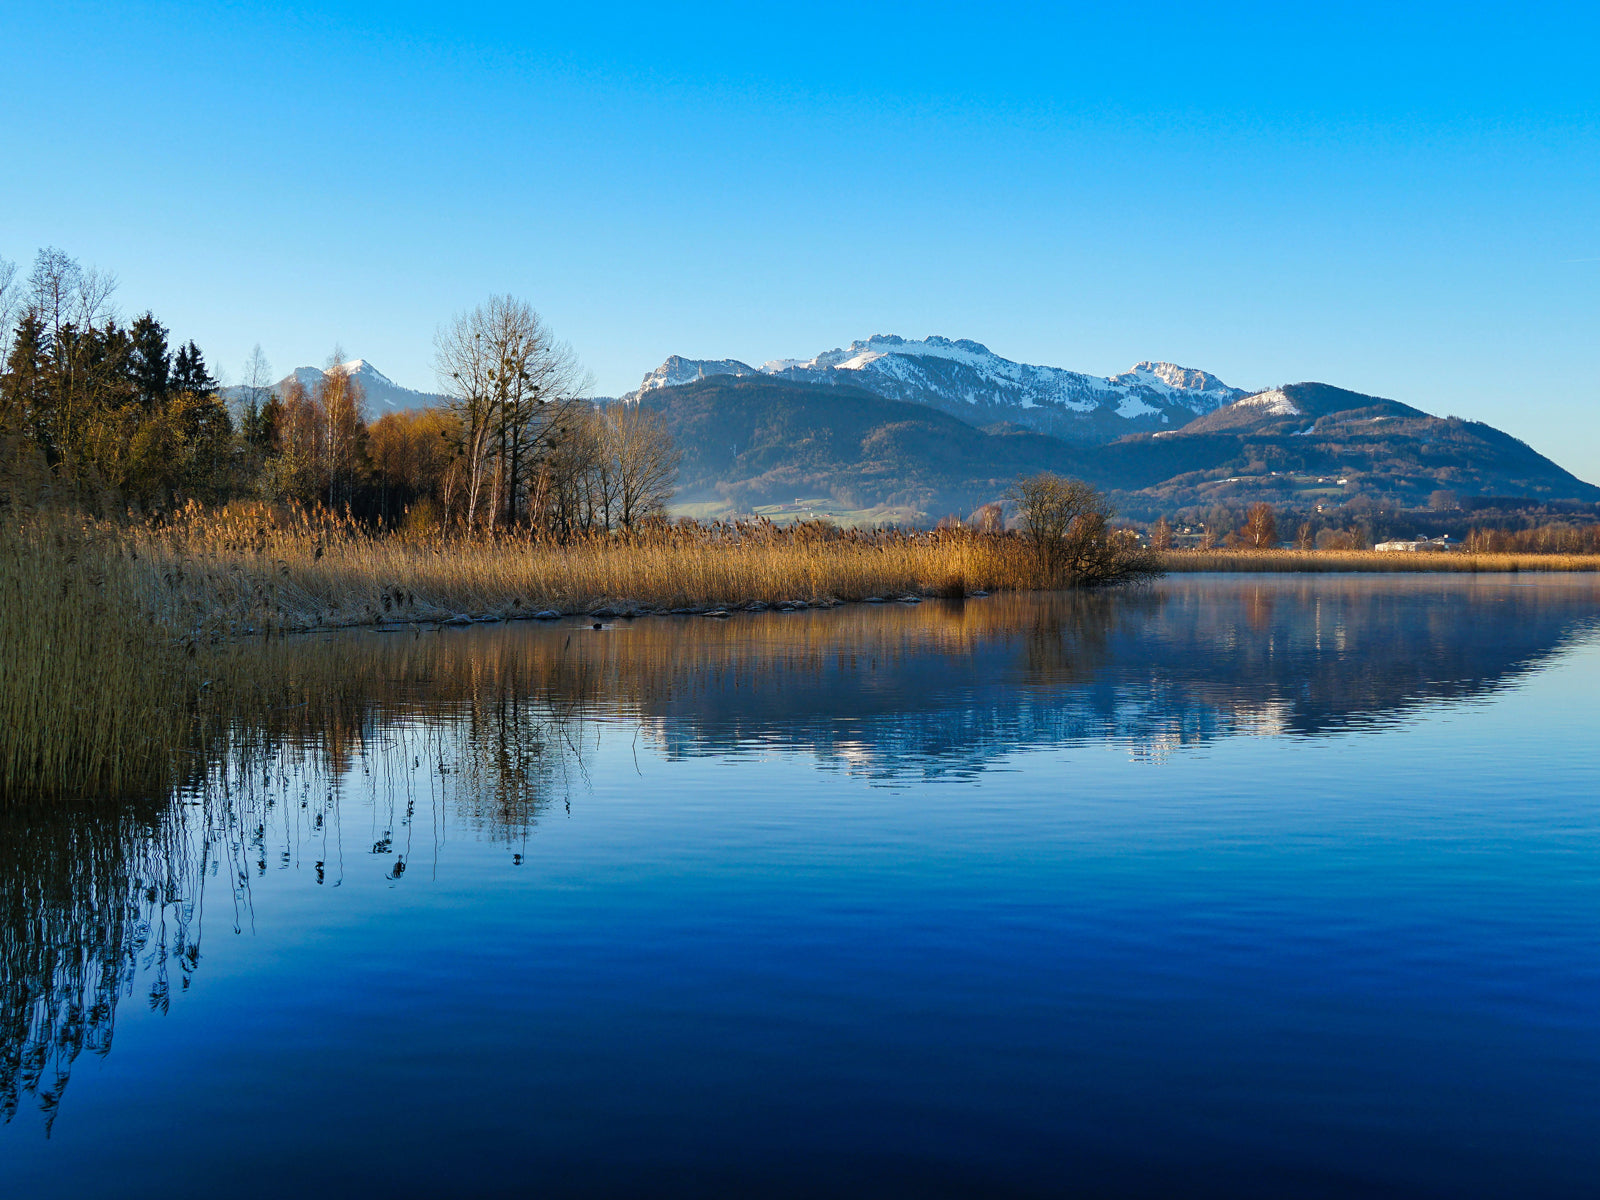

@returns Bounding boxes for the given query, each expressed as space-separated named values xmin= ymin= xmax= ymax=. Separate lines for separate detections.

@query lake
xmin=3 ymin=575 xmax=1598 ymax=1197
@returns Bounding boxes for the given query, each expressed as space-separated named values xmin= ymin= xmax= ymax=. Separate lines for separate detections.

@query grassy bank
xmin=1161 ymin=549 xmax=1600 ymax=573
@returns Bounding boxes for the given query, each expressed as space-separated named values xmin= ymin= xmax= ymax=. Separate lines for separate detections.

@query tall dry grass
xmin=116 ymin=503 xmax=1048 ymax=633
xmin=0 ymin=517 xmax=206 ymax=801
xmin=1161 ymin=549 xmax=1600 ymax=573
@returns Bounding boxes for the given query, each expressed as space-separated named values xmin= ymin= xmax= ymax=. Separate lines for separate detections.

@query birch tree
xmin=317 ymin=353 xmax=367 ymax=510
xmin=0 ymin=254 xmax=18 ymax=367
xmin=606 ymin=403 xmax=680 ymax=529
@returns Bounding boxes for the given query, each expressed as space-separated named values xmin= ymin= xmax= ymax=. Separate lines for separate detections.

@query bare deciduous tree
xmin=318 ymin=351 xmax=367 ymax=510
xmin=27 ymin=247 xmax=116 ymax=339
xmin=0 ymin=254 xmax=18 ymax=367
xmin=239 ymin=344 xmax=274 ymax=445
xmin=1010 ymin=472 xmax=1161 ymax=586
xmin=968 ymin=501 xmax=1004 ymax=534
xmin=606 ymin=402 xmax=680 ymax=530
xmin=433 ymin=295 xmax=589 ymax=530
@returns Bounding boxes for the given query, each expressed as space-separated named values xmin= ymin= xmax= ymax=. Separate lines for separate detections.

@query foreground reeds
xmin=1161 ymin=549 xmax=1600 ymax=573
xmin=0 ymin=520 xmax=204 ymax=801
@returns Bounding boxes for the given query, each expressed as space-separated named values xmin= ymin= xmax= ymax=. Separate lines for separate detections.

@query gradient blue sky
xmin=4 ymin=1 xmax=1598 ymax=480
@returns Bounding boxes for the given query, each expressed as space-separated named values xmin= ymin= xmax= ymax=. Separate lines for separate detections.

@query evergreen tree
xmin=127 ymin=313 xmax=171 ymax=411
xmin=170 ymin=340 xmax=217 ymax=396
xmin=0 ymin=313 xmax=48 ymax=440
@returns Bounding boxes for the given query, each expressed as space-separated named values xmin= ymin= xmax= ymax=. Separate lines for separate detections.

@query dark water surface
xmin=4 ymin=575 xmax=1598 ymax=1197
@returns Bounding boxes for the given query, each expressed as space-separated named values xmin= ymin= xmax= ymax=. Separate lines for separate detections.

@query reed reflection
xmin=2 ymin=640 xmax=587 ymax=1131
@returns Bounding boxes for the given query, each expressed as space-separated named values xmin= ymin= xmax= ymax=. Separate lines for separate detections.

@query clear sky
xmin=4 ymin=1 xmax=1598 ymax=480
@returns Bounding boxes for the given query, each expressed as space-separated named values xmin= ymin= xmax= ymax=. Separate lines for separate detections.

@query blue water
xmin=3 ymin=576 xmax=1597 ymax=1197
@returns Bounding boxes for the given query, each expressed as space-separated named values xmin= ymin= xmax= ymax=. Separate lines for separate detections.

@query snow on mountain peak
xmin=638 ymin=355 xmax=758 ymax=391
xmin=800 ymin=334 xmax=1002 ymax=373
xmin=1123 ymin=361 xmax=1235 ymax=394
xmin=275 ymin=359 xmax=441 ymax=415
xmin=627 ymin=335 xmax=1248 ymax=443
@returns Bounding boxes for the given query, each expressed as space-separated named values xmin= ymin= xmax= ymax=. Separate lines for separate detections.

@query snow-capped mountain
xmin=626 ymin=335 xmax=1248 ymax=442
xmin=277 ymin=360 xmax=445 ymax=416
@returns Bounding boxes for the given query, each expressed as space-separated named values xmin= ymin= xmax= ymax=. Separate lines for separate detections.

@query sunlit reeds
xmin=113 ymin=502 xmax=1046 ymax=635
xmin=0 ymin=506 xmax=1039 ymax=801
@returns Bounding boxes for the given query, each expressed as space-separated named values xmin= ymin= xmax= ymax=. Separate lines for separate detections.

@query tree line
xmin=1140 ymin=499 xmax=1600 ymax=554
xmin=0 ymin=250 xmax=679 ymax=532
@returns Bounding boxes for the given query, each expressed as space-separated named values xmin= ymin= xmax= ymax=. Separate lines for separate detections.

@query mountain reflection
xmin=518 ymin=576 xmax=1600 ymax=774
xmin=3 ymin=575 xmax=1597 ymax=1129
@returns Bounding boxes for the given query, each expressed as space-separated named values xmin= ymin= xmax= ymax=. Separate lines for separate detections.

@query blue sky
xmin=4 ymin=1 xmax=1599 ymax=480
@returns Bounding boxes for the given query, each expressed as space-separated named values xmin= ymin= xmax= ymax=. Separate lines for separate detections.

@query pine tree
xmin=170 ymin=340 xmax=218 ymax=396
xmin=127 ymin=313 xmax=171 ymax=411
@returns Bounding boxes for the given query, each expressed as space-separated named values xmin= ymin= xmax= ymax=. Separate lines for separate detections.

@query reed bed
xmin=0 ymin=518 xmax=206 ymax=802
xmin=32 ymin=499 xmax=1597 ymax=804
xmin=1161 ymin=549 xmax=1600 ymax=573
xmin=120 ymin=503 xmax=1045 ymax=635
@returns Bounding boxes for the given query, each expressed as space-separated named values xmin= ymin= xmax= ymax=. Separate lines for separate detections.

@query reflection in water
xmin=2 ymin=575 xmax=1597 ymax=1134
xmin=1 ymin=646 xmax=589 ymax=1129
xmin=0 ymin=800 xmax=186 ymax=1131
xmin=549 ymin=575 xmax=1600 ymax=774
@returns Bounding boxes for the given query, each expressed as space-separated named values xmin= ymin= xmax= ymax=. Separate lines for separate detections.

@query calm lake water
xmin=4 ymin=575 xmax=1598 ymax=1197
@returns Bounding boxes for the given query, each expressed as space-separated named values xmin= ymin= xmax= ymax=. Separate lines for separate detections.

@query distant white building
xmin=1374 ymin=536 xmax=1457 ymax=552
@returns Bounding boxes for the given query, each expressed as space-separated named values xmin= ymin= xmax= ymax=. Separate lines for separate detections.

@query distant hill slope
xmin=1176 ymin=382 xmax=1426 ymax=435
xmin=639 ymin=375 xmax=1091 ymax=514
xmin=643 ymin=376 xmax=1599 ymax=518
xmin=287 ymin=360 xmax=446 ymax=416
xmin=627 ymin=334 xmax=1246 ymax=443
xmin=1109 ymin=382 xmax=1600 ymax=508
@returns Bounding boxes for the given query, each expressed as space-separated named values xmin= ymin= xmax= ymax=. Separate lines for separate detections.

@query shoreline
xmin=1160 ymin=549 xmax=1600 ymax=573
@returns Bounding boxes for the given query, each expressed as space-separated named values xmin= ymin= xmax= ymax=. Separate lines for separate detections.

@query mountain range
xmin=231 ymin=337 xmax=1598 ymax=521
xmin=625 ymin=335 xmax=1246 ymax=443
xmin=625 ymin=336 xmax=1598 ymax=518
